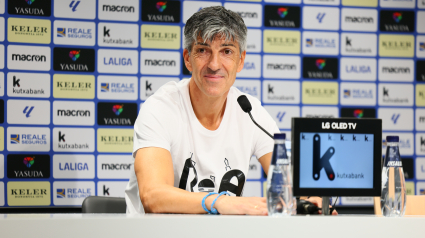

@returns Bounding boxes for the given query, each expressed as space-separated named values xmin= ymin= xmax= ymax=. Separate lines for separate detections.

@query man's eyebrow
xmin=221 ymin=43 xmax=236 ymax=47
xmin=195 ymin=42 xmax=210 ymax=46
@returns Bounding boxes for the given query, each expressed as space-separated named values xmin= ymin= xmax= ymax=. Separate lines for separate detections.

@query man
xmin=125 ymin=6 xmax=330 ymax=215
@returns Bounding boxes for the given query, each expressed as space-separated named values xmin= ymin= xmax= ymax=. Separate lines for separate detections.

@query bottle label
xmin=271 ymin=144 xmax=289 ymax=165
xmin=385 ymin=147 xmax=402 ymax=167
xmin=277 ymin=159 xmax=289 ymax=165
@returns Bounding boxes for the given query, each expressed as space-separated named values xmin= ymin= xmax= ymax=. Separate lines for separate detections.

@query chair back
xmin=82 ymin=196 xmax=126 ymax=213
xmin=374 ymin=195 xmax=425 ymax=215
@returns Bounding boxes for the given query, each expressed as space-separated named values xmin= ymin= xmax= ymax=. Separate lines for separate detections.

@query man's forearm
xmin=140 ymin=184 xmax=218 ymax=214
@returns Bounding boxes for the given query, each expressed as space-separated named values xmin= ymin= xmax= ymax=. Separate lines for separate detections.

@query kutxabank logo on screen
xmin=311 ymin=134 xmax=335 ymax=181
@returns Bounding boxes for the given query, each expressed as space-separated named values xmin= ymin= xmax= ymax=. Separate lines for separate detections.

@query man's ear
xmin=183 ymin=49 xmax=193 ymax=72
xmin=236 ymin=50 xmax=246 ymax=73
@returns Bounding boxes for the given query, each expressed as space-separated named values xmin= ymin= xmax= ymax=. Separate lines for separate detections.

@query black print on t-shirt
xmin=178 ymin=154 xmax=246 ymax=196
xmin=178 ymin=153 xmax=198 ymax=192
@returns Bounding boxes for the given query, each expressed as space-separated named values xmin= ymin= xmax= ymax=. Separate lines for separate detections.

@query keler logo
xmin=313 ymin=134 xmax=335 ymax=181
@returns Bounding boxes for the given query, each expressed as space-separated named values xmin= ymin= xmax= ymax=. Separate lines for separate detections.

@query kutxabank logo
xmin=142 ymin=1 xmax=180 ymax=23
xmin=313 ymin=134 xmax=335 ymax=181
xmin=53 ymin=47 xmax=95 ymax=72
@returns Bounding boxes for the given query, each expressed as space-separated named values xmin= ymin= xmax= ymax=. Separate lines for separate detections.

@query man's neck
xmin=188 ymin=79 xmax=228 ymax=131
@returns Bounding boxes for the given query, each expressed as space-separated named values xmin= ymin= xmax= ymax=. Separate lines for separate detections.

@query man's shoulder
xmin=143 ymin=80 xmax=187 ymax=109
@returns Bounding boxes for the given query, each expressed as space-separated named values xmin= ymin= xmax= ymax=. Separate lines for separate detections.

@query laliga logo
xmin=322 ymin=122 xmax=357 ymax=130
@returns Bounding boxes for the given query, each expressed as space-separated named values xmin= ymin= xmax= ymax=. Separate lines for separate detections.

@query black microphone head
xmin=237 ymin=95 xmax=252 ymax=113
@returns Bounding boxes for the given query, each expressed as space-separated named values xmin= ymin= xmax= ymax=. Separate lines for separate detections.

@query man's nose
xmin=207 ymin=51 xmax=221 ymax=72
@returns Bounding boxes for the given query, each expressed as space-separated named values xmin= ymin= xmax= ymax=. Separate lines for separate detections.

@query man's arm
xmin=135 ymin=147 xmax=268 ymax=215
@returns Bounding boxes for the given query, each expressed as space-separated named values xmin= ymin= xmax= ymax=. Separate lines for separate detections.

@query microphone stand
xmin=248 ymin=112 xmax=273 ymax=139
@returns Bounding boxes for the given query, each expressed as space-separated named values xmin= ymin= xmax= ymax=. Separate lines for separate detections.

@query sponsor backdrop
xmin=0 ymin=0 xmax=424 ymax=208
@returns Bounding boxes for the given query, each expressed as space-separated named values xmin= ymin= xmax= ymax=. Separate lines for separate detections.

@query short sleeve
xmin=132 ymin=96 xmax=178 ymax=158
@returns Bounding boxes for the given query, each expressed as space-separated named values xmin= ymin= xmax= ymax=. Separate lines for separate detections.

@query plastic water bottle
xmin=381 ymin=136 xmax=406 ymax=217
xmin=267 ymin=133 xmax=293 ymax=216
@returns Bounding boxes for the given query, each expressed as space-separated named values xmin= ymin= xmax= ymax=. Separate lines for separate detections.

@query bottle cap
xmin=274 ymin=133 xmax=286 ymax=140
xmin=386 ymin=136 xmax=399 ymax=142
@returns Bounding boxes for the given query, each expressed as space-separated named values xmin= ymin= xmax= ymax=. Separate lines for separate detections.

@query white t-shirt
xmin=125 ymin=79 xmax=279 ymax=214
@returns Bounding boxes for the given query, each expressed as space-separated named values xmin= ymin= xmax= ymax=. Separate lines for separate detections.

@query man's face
xmin=183 ymin=35 xmax=246 ymax=97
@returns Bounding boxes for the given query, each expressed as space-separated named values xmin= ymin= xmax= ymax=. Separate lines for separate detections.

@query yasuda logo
xmin=156 ymin=2 xmax=167 ymax=12
xmin=391 ymin=113 xmax=400 ymax=124
xmin=26 ymin=0 xmax=35 ymax=5
xmin=69 ymin=1 xmax=80 ymax=12
xmin=112 ymin=105 xmax=124 ymax=116
xmin=312 ymin=134 xmax=335 ymax=181
xmin=57 ymin=188 xmax=65 ymax=198
xmin=353 ymin=109 xmax=364 ymax=118
xmin=23 ymin=157 xmax=35 ymax=168
xmin=69 ymin=50 xmax=80 ymax=61
xmin=393 ymin=12 xmax=402 ymax=23
xmin=57 ymin=28 xmax=66 ymax=37
xmin=316 ymin=59 xmax=326 ymax=70
xmin=23 ymin=106 xmax=34 ymax=118
xmin=277 ymin=8 xmax=288 ymax=18
xmin=101 ymin=83 xmax=109 ymax=92
xmin=11 ymin=134 xmax=20 ymax=144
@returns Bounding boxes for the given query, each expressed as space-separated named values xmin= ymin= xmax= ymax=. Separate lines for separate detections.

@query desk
xmin=0 ymin=214 xmax=423 ymax=238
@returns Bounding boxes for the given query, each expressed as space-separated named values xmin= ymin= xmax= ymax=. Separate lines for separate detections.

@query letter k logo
xmin=146 ymin=81 xmax=152 ymax=91
xmin=383 ymin=87 xmax=389 ymax=97
xmin=103 ymin=26 xmax=110 ymax=37
xmin=13 ymin=76 xmax=20 ymax=87
xmin=346 ymin=37 xmax=352 ymax=46
xmin=59 ymin=131 xmax=65 ymax=142
xmin=268 ymin=84 xmax=274 ymax=94
xmin=316 ymin=13 xmax=326 ymax=23
xmin=103 ymin=185 xmax=110 ymax=195
xmin=313 ymin=134 xmax=335 ymax=181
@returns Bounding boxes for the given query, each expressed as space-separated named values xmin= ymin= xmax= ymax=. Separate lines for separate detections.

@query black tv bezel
xmin=292 ymin=118 xmax=382 ymax=197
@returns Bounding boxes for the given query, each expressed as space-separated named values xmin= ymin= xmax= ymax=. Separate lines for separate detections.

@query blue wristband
xmin=210 ymin=191 xmax=230 ymax=214
xmin=202 ymin=192 xmax=218 ymax=214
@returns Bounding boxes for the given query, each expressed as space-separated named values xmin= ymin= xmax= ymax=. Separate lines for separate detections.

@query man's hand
xmin=211 ymin=196 xmax=268 ymax=215
xmin=303 ymin=197 xmax=338 ymax=215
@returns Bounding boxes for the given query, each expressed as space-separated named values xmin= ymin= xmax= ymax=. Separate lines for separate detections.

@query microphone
xmin=297 ymin=200 xmax=319 ymax=214
xmin=237 ymin=95 xmax=274 ymax=139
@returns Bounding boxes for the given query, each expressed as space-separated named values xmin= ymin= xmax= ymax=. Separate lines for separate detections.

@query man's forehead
xmin=195 ymin=35 xmax=238 ymax=47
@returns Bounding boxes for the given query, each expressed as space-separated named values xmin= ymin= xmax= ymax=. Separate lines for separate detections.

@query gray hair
xmin=184 ymin=6 xmax=247 ymax=55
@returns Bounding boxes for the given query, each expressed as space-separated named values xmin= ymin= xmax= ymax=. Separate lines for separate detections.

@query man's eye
xmin=198 ymin=48 xmax=205 ymax=53
xmin=224 ymin=49 xmax=232 ymax=55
